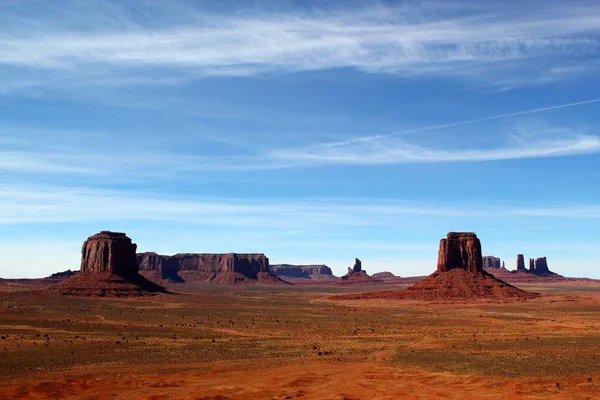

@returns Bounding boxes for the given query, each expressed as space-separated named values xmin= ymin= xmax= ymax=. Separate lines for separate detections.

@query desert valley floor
xmin=1 ymin=282 xmax=600 ymax=400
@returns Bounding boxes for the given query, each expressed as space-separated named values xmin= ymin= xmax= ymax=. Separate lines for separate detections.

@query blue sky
xmin=0 ymin=0 xmax=599 ymax=278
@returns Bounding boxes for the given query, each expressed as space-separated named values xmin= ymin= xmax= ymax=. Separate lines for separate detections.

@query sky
xmin=0 ymin=0 xmax=599 ymax=279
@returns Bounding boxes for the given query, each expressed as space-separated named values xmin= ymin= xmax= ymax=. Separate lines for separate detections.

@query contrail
xmin=324 ymin=97 xmax=600 ymax=148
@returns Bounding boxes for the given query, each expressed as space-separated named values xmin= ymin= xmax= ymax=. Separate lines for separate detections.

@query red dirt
xmin=335 ymin=269 xmax=537 ymax=300
xmin=55 ymin=271 xmax=167 ymax=297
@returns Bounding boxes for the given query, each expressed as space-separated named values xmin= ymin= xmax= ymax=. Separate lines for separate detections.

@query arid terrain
xmin=1 ymin=281 xmax=600 ymax=400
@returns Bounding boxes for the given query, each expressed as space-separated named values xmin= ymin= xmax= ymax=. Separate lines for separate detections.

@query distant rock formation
xmin=341 ymin=258 xmax=380 ymax=283
xmin=47 ymin=270 xmax=78 ymax=280
xmin=501 ymin=260 xmax=505 ymax=269
xmin=529 ymin=258 xmax=535 ymax=273
xmin=534 ymin=257 xmax=552 ymax=275
xmin=482 ymin=256 xmax=501 ymax=268
xmin=437 ymin=232 xmax=482 ymax=276
xmin=511 ymin=254 xmax=555 ymax=276
xmin=516 ymin=254 xmax=527 ymax=272
xmin=334 ymin=232 xmax=536 ymax=300
xmin=57 ymin=232 xmax=166 ymax=296
xmin=271 ymin=264 xmax=335 ymax=280
xmin=136 ymin=252 xmax=287 ymax=284
xmin=371 ymin=271 xmax=401 ymax=280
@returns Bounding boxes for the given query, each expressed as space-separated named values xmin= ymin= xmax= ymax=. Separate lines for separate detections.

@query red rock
xmin=371 ymin=271 xmax=401 ymax=280
xmin=136 ymin=252 xmax=288 ymax=284
xmin=483 ymin=256 xmax=501 ymax=268
xmin=335 ymin=232 xmax=537 ymax=300
xmin=271 ymin=264 xmax=335 ymax=280
xmin=534 ymin=257 xmax=552 ymax=275
xmin=353 ymin=258 xmax=362 ymax=272
xmin=516 ymin=254 xmax=526 ymax=271
xmin=46 ymin=270 xmax=77 ymax=280
xmin=437 ymin=232 xmax=482 ymax=275
xmin=57 ymin=232 xmax=166 ymax=296
xmin=79 ymin=231 xmax=138 ymax=274
xmin=529 ymin=258 xmax=535 ymax=273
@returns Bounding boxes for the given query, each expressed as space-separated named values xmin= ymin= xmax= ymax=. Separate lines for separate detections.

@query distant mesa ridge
xmin=270 ymin=264 xmax=335 ymax=280
xmin=482 ymin=256 xmax=501 ymax=269
xmin=136 ymin=252 xmax=287 ymax=284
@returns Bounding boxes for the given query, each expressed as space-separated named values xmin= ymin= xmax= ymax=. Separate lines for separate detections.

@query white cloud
xmin=274 ymin=133 xmax=600 ymax=165
xmin=0 ymin=1 xmax=599 ymax=91
xmin=0 ymin=184 xmax=598 ymax=227
xmin=1 ymin=122 xmax=598 ymax=177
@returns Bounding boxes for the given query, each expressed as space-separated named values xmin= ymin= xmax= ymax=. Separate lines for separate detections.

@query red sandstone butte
xmin=57 ymin=231 xmax=166 ymax=296
xmin=335 ymin=232 xmax=536 ymax=300
xmin=437 ymin=232 xmax=482 ymax=275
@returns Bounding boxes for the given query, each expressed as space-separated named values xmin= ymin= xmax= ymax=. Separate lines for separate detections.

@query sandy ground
xmin=1 ymin=282 xmax=599 ymax=399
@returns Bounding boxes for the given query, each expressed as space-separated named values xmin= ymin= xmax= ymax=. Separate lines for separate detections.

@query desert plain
xmin=1 ymin=281 xmax=600 ymax=400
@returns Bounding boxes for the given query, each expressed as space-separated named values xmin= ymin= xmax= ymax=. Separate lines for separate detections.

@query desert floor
xmin=1 ymin=283 xmax=599 ymax=399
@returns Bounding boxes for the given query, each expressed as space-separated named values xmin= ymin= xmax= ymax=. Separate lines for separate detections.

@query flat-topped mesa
xmin=516 ymin=254 xmax=527 ymax=272
xmin=169 ymin=253 xmax=269 ymax=277
xmin=270 ymin=264 xmax=334 ymax=280
xmin=483 ymin=256 xmax=501 ymax=268
xmin=135 ymin=252 xmax=286 ymax=284
xmin=436 ymin=232 xmax=482 ymax=275
xmin=80 ymin=231 xmax=137 ymax=275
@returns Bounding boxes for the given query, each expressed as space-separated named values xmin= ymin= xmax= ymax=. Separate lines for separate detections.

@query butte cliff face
xmin=482 ymin=256 xmax=501 ymax=269
xmin=136 ymin=252 xmax=286 ymax=284
xmin=333 ymin=232 xmax=537 ymax=300
xmin=270 ymin=264 xmax=335 ymax=280
xmin=511 ymin=254 xmax=555 ymax=276
xmin=403 ymin=232 xmax=535 ymax=299
xmin=534 ymin=257 xmax=551 ymax=275
xmin=529 ymin=258 xmax=535 ymax=273
xmin=80 ymin=232 xmax=138 ymax=274
xmin=58 ymin=232 xmax=166 ymax=296
xmin=516 ymin=254 xmax=527 ymax=271
xmin=437 ymin=232 xmax=482 ymax=276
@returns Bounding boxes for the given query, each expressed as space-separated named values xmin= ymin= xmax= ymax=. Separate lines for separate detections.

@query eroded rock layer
xmin=336 ymin=232 xmax=536 ymax=300
xmin=58 ymin=232 xmax=166 ymax=296
xmin=80 ymin=231 xmax=138 ymax=274
xmin=136 ymin=252 xmax=287 ymax=284
xmin=271 ymin=264 xmax=335 ymax=280
xmin=437 ymin=232 xmax=482 ymax=275
xmin=516 ymin=254 xmax=526 ymax=271
xmin=482 ymin=256 xmax=501 ymax=268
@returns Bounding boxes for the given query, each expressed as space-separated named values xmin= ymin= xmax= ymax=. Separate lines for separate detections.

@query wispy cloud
xmin=1 ymin=124 xmax=598 ymax=177
xmin=1 ymin=184 xmax=598 ymax=227
xmin=0 ymin=1 xmax=599 ymax=92
xmin=317 ymin=98 xmax=600 ymax=148
xmin=275 ymin=132 xmax=600 ymax=165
